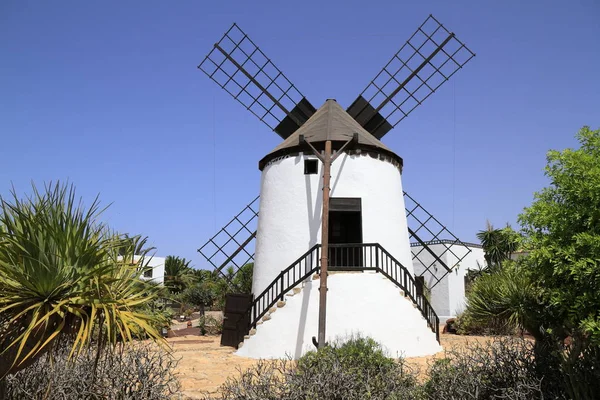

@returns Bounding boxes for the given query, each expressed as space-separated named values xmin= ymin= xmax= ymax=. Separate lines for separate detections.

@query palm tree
xmin=476 ymin=221 xmax=520 ymax=271
xmin=0 ymin=183 xmax=163 ymax=378
xmin=163 ymin=256 xmax=194 ymax=294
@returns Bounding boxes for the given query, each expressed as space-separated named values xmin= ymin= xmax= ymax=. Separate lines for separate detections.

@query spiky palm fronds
xmin=0 ymin=182 xmax=164 ymax=377
xmin=163 ymin=256 xmax=194 ymax=294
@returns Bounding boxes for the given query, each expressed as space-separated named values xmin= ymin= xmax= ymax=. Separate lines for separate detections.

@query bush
xmin=204 ymin=335 xmax=418 ymax=400
xmin=422 ymin=337 xmax=544 ymax=400
xmin=421 ymin=337 xmax=600 ymax=400
xmin=203 ymin=335 xmax=600 ymax=400
xmin=2 ymin=341 xmax=181 ymax=399
xmin=198 ymin=314 xmax=223 ymax=335
xmin=458 ymin=264 xmax=538 ymax=336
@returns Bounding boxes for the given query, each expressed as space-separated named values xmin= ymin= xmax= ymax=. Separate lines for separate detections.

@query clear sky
xmin=1 ymin=0 xmax=599 ymax=269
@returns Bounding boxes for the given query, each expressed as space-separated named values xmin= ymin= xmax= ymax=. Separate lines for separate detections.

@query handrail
xmin=245 ymin=243 xmax=440 ymax=342
xmin=249 ymin=244 xmax=321 ymax=328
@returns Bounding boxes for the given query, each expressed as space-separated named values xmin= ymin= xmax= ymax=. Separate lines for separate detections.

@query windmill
xmin=197 ymin=15 xmax=475 ymax=358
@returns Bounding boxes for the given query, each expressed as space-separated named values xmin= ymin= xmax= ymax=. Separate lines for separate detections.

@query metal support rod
xmin=213 ymin=43 xmax=303 ymax=128
xmin=317 ymin=140 xmax=332 ymax=348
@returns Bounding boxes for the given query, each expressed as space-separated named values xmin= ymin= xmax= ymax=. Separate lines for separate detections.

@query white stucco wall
xmin=135 ymin=255 xmax=166 ymax=284
xmin=253 ymin=153 xmax=412 ymax=295
xmin=449 ymin=246 xmax=485 ymax=317
xmin=237 ymin=272 xmax=441 ymax=359
xmin=412 ymin=244 xmax=486 ymax=320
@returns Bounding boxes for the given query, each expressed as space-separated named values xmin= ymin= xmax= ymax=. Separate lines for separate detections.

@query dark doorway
xmin=221 ymin=293 xmax=253 ymax=348
xmin=328 ymin=198 xmax=363 ymax=269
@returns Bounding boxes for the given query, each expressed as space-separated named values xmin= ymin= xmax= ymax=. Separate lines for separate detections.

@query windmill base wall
xmin=236 ymin=272 xmax=442 ymax=359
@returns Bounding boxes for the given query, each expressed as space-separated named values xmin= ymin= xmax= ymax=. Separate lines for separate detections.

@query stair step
xmin=249 ymin=328 xmax=257 ymax=336
xmin=277 ymin=300 xmax=286 ymax=308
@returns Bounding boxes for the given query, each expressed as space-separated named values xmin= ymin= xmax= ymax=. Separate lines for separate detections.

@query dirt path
xmin=168 ymin=332 xmax=493 ymax=399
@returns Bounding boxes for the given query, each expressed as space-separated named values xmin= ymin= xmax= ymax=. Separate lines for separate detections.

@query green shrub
xmin=198 ymin=314 xmax=223 ymax=335
xmin=204 ymin=335 xmax=600 ymax=400
xmin=458 ymin=263 xmax=538 ymax=336
xmin=204 ymin=335 xmax=418 ymax=400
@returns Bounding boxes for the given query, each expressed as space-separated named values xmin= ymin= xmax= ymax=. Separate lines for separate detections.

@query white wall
xmin=237 ymin=272 xmax=441 ymax=359
xmin=412 ymin=244 xmax=485 ymax=320
xmin=449 ymin=247 xmax=485 ymax=317
xmin=253 ymin=153 xmax=413 ymax=295
xmin=412 ymin=245 xmax=451 ymax=317
xmin=136 ymin=255 xmax=166 ymax=284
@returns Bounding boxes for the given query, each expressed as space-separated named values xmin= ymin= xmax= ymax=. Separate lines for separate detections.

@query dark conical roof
xmin=259 ymin=99 xmax=402 ymax=170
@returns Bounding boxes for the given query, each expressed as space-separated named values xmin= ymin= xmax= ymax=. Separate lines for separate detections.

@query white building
xmin=412 ymin=240 xmax=485 ymax=321
xmin=236 ymin=100 xmax=441 ymax=359
xmin=136 ymin=255 xmax=166 ymax=284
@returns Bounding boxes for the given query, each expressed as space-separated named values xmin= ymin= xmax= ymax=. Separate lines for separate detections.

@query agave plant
xmin=0 ymin=182 xmax=164 ymax=377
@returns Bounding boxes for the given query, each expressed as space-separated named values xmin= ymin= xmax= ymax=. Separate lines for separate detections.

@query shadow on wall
xmin=294 ymin=277 xmax=314 ymax=358
xmin=304 ymin=155 xmax=324 ymax=249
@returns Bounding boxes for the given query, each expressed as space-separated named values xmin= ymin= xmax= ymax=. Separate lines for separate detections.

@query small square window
xmin=143 ymin=268 xmax=153 ymax=278
xmin=304 ymin=159 xmax=318 ymax=175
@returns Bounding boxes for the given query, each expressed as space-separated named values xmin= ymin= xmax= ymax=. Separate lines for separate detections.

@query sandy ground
xmin=168 ymin=329 xmax=493 ymax=399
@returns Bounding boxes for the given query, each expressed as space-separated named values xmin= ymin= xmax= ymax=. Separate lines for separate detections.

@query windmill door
xmin=328 ymin=198 xmax=363 ymax=269
xmin=221 ymin=293 xmax=253 ymax=348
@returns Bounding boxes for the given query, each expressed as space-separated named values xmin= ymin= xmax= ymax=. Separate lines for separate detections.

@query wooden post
xmin=317 ymin=140 xmax=332 ymax=348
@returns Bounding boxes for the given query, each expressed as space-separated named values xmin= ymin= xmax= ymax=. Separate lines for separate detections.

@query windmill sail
xmin=198 ymin=23 xmax=316 ymax=139
xmin=347 ymin=14 xmax=476 ymax=139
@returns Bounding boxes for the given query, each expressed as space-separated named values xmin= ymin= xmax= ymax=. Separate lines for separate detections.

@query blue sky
xmin=1 ymin=0 xmax=599 ymax=269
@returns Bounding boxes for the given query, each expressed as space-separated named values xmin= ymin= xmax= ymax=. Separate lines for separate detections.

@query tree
xmin=518 ymin=126 xmax=600 ymax=347
xmin=181 ymin=284 xmax=215 ymax=316
xmin=163 ymin=256 xmax=194 ymax=294
xmin=0 ymin=183 xmax=163 ymax=378
xmin=232 ymin=263 xmax=254 ymax=294
xmin=476 ymin=221 xmax=520 ymax=271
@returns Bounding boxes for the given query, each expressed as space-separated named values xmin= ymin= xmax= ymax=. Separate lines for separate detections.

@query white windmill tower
xmin=197 ymin=16 xmax=475 ymax=359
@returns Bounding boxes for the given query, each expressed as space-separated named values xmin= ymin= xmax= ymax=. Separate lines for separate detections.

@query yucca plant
xmin=0 ymin=182 xmax=164 ymax=378
xmin=462 ymin=263 xmax=543 ymax=338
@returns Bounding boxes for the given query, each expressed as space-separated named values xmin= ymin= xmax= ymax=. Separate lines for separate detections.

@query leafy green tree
xmin=0 ymin=183 xmax=163 ymax=378
xmin=519 ymin=126 xmax=600 ymax=347
xmin=163 ymin=256 xmax=194 ymax=294
xmin=181 ymin=284 xmax=215 ymax=316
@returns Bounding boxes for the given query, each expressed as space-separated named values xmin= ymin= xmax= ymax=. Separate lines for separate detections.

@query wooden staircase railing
xmin=246 ymin=243 xmax=440 ymax=342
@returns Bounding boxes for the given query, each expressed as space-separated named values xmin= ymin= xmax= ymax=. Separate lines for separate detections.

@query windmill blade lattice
xmin=197 ymin=196 xmax=259 ymax=290
xmin=347 ymin=14 xmax=476 ymax=139
xmin=198 ymin=23 xmax=316 ymax=139
xmin=404 ymin=191 xmax=472 ymax=288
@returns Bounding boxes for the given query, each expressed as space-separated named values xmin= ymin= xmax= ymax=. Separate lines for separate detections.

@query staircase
xmin=243 ymin=243 xmax=440 ymax=344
